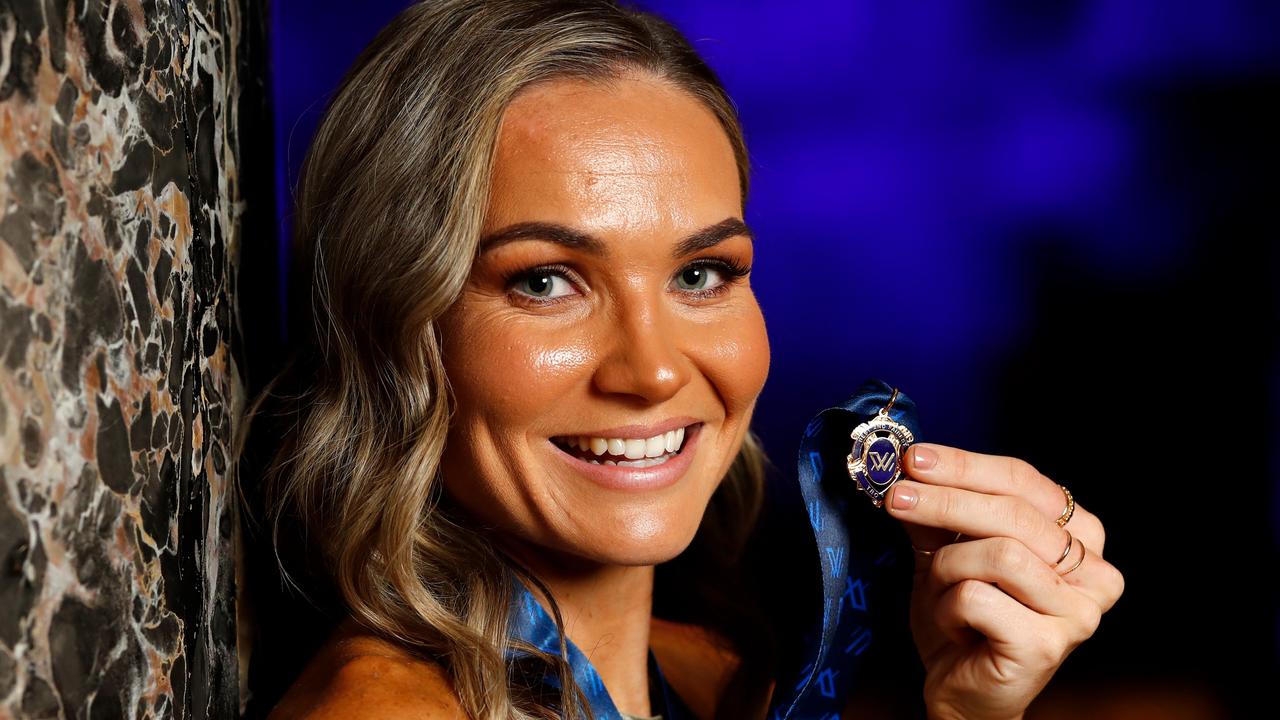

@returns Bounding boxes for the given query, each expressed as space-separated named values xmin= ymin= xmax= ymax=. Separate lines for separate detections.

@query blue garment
xmin=508 ymin=379 xmax=919 ymax=719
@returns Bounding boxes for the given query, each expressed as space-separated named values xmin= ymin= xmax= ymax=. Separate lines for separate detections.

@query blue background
xmin=266 ymin=1 xmax=1278 ymax=714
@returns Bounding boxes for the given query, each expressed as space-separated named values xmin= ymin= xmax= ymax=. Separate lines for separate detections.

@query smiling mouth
xmin=550 ymin=423 xmax=701 ymax=468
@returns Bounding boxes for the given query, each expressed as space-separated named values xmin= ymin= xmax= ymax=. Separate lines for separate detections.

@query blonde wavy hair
xmin=240 ymin=1 xmax=772 ymax=717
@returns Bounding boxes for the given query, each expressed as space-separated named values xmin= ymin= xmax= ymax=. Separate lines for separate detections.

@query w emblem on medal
xmin=867 ymin=449 xmax=897 ymax=473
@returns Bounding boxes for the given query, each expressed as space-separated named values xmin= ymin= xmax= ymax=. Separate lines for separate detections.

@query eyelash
xmin=504 ymin=257 xmax=752 ymax=306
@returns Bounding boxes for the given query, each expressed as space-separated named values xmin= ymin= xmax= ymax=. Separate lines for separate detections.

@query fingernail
xmin=912 ymin=446 xmax=937 ymax=471
xmin=892 ymin=484 xmax=917 ymax=510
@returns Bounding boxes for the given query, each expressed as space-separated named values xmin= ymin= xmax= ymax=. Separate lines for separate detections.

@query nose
xmin=591 ymin=295 xmax=692 ymax=404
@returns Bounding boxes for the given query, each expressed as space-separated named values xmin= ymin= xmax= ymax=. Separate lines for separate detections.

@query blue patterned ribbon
xmin=508 ymin=378 xmax=919 ymax=719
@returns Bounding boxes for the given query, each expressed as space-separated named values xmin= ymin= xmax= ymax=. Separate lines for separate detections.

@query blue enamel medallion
xmin=865 ymin=436 xmax=899 ymax=485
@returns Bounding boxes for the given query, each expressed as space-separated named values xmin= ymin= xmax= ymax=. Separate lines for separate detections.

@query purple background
xmin=264 ymin=0 xmax=1279 ymax=713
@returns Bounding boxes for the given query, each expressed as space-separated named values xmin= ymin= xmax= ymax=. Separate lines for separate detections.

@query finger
xmin=888 ymin=480 xmax=1071 ymax=568
xmin=929 ymin=537 xmax=1083 ymax=618
xmin=933 ymin=578 xmax=1042 ymax=650
xmin=904 ymin=444 xmax=1058 ymax=514
xmin=904 ymin=443 xmax=1104 ymax=548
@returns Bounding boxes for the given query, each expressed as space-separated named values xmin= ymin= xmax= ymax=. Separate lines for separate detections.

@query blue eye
xmin=674 ymin=265 xmax=723 ymax=291
xmin=671 ymin=259 xmax=750 ymax=297
xmin=511 ymin=268 xmax=577 ymax=300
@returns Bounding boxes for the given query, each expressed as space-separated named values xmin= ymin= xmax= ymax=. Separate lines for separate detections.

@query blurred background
xmin=264 ymin=0 xmax=1278 ymax=717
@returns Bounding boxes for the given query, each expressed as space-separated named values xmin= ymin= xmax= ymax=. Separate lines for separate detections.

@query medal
xmin=846 ymin=387 xmax=915 ymax=508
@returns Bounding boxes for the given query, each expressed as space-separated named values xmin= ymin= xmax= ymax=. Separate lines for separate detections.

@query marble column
xmin=1 ymin=0 xmax=268 ymax=717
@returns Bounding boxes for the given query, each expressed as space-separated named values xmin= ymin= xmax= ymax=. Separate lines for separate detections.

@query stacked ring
xmin=1054 ymin=530 xmax=1074 ymax=565
xmin=1056 ymin=536 xmax=1087 ymax=576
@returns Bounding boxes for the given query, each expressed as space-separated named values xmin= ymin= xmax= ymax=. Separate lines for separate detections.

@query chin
xmin=525 ymin=498 xmax=708 ymax=569
xmin=592 ymin=512 xmax=703 ymax=566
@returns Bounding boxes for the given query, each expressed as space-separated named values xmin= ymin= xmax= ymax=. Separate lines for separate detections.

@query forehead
xmin=486 ymin=72 xmax=741 ymax=233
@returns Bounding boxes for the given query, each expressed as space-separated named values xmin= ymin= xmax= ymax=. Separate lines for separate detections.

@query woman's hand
xmin=884 ymin=443 xmax=1125 ymax=720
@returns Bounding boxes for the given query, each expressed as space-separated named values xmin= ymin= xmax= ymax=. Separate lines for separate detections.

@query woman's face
xmin=438 ymin=72 xmax=769 ymax=568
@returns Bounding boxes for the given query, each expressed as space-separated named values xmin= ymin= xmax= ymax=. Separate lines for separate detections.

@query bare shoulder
xmin=268 ymin=618 xmax=465 ymax=720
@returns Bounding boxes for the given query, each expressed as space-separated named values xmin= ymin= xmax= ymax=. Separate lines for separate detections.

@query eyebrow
xmin=477 ymin=217 xmax=753 ymax=257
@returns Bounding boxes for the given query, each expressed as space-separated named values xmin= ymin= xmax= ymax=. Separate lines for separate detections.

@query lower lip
xmin=548 ymin=423 xmax=703 ymax=492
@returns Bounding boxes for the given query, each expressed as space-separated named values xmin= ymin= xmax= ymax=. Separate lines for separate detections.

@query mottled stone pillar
xmin=0 ymin=1 xmax=268 ymax=717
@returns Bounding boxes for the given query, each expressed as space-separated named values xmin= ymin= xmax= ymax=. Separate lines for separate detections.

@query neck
xmin=504 ymin=541 xmax=657 ymax=718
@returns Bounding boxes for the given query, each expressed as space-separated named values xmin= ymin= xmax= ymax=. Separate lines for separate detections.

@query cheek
xmin=438 ymin=310 xmax=599 ymax=524
xmin=694 ymin=306 xmax=770 ymax=412
xmin=529 ymin=342 xmax=595 ymax=381
xmin=441 ymin=309 xmax=597 ymax=436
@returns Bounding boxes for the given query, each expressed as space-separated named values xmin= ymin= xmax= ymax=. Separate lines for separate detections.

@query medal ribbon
xmin=507 ymin=378 xmax=919 ymax=718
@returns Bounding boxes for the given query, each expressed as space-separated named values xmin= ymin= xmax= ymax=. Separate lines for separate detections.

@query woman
xmin=248 ymin=1 xmax=1124 ymax=718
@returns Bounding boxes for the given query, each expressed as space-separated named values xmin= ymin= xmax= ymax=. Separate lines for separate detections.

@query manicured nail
xmin=892 ymin=484 xmax=917 ymax=510
xmin=912 ymin=445 xmax=937 ymax=471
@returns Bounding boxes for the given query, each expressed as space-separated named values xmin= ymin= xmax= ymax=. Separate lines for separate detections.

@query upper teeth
xmin=559 ymin=427 xmax=686 ymax=459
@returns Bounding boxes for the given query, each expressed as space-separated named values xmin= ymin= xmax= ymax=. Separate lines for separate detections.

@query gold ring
xmin=1055 ymin=484 xmax=1075 ymax=527
xmin=911 ymin=530 xmax=964 ymax=557
xmin=1054 ymin=530 xmax=1074 ymax=565
xmin=1058 ymin=537 xmax=1087 ymax=576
